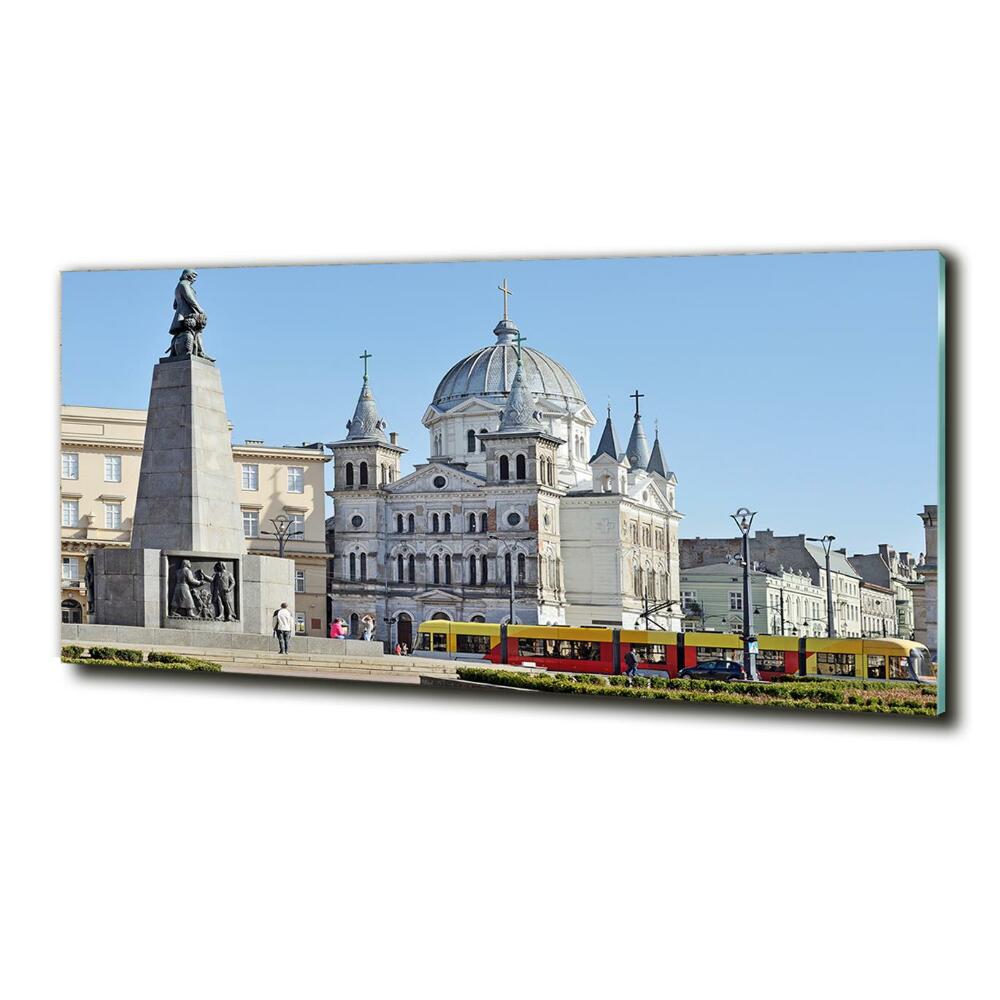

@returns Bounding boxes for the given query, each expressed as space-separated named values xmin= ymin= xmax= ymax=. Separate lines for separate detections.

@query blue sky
xmin=61 ymin=251 xmax=941 ymax=556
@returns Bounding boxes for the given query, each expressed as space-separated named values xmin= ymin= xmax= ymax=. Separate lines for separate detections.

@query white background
xmin=1 ymin=3 xmax=996 ymax=998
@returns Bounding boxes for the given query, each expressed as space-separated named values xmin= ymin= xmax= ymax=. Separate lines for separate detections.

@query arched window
xmin=388 ymin=467 xmax=394 ymax=483
xmin=480 ymin=512 xmax=488 ymax=533
xmin=397 ymin=553 xmax=404 ymax=580
xmin=470 ymin=614 xmax=485 ymax=623
xmin=515 ymin=454 xmax=526 ymax=480
xmin=345 ymin=462 xmax=354 ymax=488
xmin=504 ymin=552 xmax=512 ymax=584
xmin=61 ymin=599 xmax=82 ymax=624
xmin=407 ymin=554 xmax=416 ymax=583
xmin=445 ymin=555 xmax=452 ymax=584
xmin=499 ymin=455 xmax=510 ymax=481
xmin=349 ymin=613 xmax=360 ymax=638
xmin=396 ymin=514 xmax=404 ymax=533
xmin=349 ymin=552 xmax=356 ymax=581
xmin=380 ymin=464 xmax=387 ymax=484
xmin=517 ymin=553 xmax=526 ymax=584
xmin=479 ymin=430 xmax=488 ymax=452
xmin=469 ymin=554 xmax=477 ymax=585
xmin=467 ymin=429 xmax=477 ymax=453
xmin=432 ymin=513 xmax=440 ymax=533
xmin=432 ymin=554 xmax=440 ymax=584
xmin=444 ymin=513 xmax=451 ymax=533
xmin=360 ymin=553 xmax=367 ymax=580
xmin=407 ymin=513 xmax=415 ymax=533
xmin=481 ymin=555 xmax=489 ymax=585
xmin=468 ymin=513 xmax=476 ymax=533
xmin=359 ymin=462 xmax=368 ymax=486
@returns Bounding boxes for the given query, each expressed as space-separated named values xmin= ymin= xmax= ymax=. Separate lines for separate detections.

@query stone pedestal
xmin=131 ymin=356 xmax=246 ymax=555
xmin=93 ymin=350 xmax=295 ymax=637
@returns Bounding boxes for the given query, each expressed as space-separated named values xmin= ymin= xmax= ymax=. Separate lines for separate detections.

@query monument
xmin=91 ymin=270 xmax=294 ymax=635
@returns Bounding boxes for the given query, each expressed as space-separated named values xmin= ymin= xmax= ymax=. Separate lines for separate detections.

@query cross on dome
xmin=498 ymin=277 xmax=513 ymax=322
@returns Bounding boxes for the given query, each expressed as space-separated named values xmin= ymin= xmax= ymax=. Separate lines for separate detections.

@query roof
xmin=625 ymin=414 xmax=652 ymax=469
xmin=590 ymin=409 xmax=623 ymax=463
xmin=804 ymin=542 xmax=860 ymax=577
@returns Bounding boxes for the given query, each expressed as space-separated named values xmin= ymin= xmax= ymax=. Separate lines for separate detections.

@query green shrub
xmin=147 ymin=651 xmax=188 ymax=664
xmin=87 ymin=646 xmax=144 ymax=663
xmin=454 ymin=666 xmax=935 ymax=716
xmin=63 ymin=654 xmax=221 ymax=673
xmin=61 ymin=644 xmax=84 ymax=659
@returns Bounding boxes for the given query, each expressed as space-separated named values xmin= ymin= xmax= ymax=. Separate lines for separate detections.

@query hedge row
xmin=61 ymin=645 xmax=221 ymax=673
xmin=456 ymin=668 xmax=936 ymax=715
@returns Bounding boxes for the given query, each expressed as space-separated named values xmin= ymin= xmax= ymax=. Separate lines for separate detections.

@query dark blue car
xmin=678 ymin=659 xmax=746 ymax=681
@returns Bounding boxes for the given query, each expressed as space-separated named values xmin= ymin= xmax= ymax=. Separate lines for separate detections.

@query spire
xmin=625 ymin=388 xmax=651 ymax=469
xmin=590 ymin=404 xmax=623 ymax=463
xmin=493 ymin=276 xmax=519 ymax=344
xmin=646 ymin=421 xmax=669 ymax=477
xmin=345 ymin=351 xmax=388 ymax=441
xmin=498 ymin=351 xmax=542 ymax=433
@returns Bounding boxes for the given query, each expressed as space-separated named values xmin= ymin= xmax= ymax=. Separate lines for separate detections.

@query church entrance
xmin=397 ymin=613 xmax=412 ymax=651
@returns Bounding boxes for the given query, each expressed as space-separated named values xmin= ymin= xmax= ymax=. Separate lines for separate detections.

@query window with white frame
xmin=242 ymin=509 xmax=259 ymax=537
xmin=62 ymin=556 xmax=80 ymax=583
xmin=729 ymin=590 xmax=743 ymax=611
xmin=242 ymin=463 xmax=259 ymax=490
xmin=104 ymin=455 xmax=122 ymax=483
xmin=61 ymin=453 xmax=79 ymax=480
xmin=295 ymin=569 xmax=305 ymax=593
xmin=287 ymin=513 xmax=305 ymax=539
xmin=61 ymin=499 xmax=79 ymax=527
xmin=104 ymin=502 xmax=123 ymax=530
xmin=287 ymin=466 xmax=305 ymax=493
xmin=681 ymin=590 xmax=698 ymax=613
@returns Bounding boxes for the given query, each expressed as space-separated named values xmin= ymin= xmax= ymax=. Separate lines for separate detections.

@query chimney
xmin=389 ymin=432 xmax=398 ymax=445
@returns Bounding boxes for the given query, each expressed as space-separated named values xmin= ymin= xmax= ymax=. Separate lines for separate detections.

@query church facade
xmin=326 ymin=291 xmax=682 ymax=646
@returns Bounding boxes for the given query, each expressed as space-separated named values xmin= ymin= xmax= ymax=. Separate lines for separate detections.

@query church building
xmin=326 ymin=284 xmax=682 ymax=646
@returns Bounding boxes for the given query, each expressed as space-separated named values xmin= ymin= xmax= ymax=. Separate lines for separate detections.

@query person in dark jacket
xmin=624 ymin=648 xmax=639 ymax=679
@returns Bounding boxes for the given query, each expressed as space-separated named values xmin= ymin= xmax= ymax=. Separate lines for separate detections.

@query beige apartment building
xmin=60 ymin=405 xmax=330 ymax=635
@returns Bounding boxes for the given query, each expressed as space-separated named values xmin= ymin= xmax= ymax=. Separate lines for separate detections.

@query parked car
xmin=678 ymin=659 xmax=747 ymax=681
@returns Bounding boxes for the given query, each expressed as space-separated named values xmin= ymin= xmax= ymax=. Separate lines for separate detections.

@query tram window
xmin=816 ymin=652 xmax=856 ymax=676
xmin=630 ymin=643 xmax=666 ymax=664
xmin=456 ymin=633 xmax=491 ymax=654
xmin=517 ymin=638 xmax=601 ymax=660
xmin=432 ymin=632 xmax=448 ymax=652
xmin=887 ymin=655 xmax=909 ymax=679
xmin=755 ymin=649 xmax=786 ymax=672
xmin=414 ymin=632 xmax=431 ymax=651
xmin=696 ymin=646 xmax=738 ymax=663
xmin=867 ymin=654 xmax=886 ymax=679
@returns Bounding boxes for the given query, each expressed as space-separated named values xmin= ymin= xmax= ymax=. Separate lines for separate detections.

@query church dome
xmin=431 ymin=319 xmax=587 ymax=413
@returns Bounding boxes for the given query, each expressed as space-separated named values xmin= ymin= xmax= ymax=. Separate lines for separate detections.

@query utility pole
xmin=779 ymin=586 xmax=786 ymax=636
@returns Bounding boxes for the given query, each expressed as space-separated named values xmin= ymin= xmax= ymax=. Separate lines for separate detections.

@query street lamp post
xmin=260 ymin=513 xmax=304 ymax=559
xmin=807 ymin=534 xmax=837 ymax=638
xmin=730 ymin=507 xmax=758 ymax=681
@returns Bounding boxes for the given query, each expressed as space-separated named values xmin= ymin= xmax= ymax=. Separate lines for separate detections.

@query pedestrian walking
xmin=624 ymin=648 xmax=639 ymax=681
xmin=275 ymin=602 xmax=294 ymax=654
xmin=394 ymin=642 xmax=402 ymax=655
xmin=329 ymin=618 xmax=343 ymax=639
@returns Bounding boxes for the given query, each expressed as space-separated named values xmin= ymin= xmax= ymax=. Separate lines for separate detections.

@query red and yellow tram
xmin=414 ymin=620 xmax=931 ymax=681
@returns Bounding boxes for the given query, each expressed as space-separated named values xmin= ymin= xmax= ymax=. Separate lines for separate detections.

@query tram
xmin=413 ymin=620 xmax=931 ymax=681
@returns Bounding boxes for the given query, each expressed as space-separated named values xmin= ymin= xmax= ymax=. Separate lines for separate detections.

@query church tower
xmin=328 ymin=352 xmax=406 ymax=492
xmin=327 ymin=354 xmax=406 ymax=634
xmin=478 ymin=333 xmax=566 ymax=621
